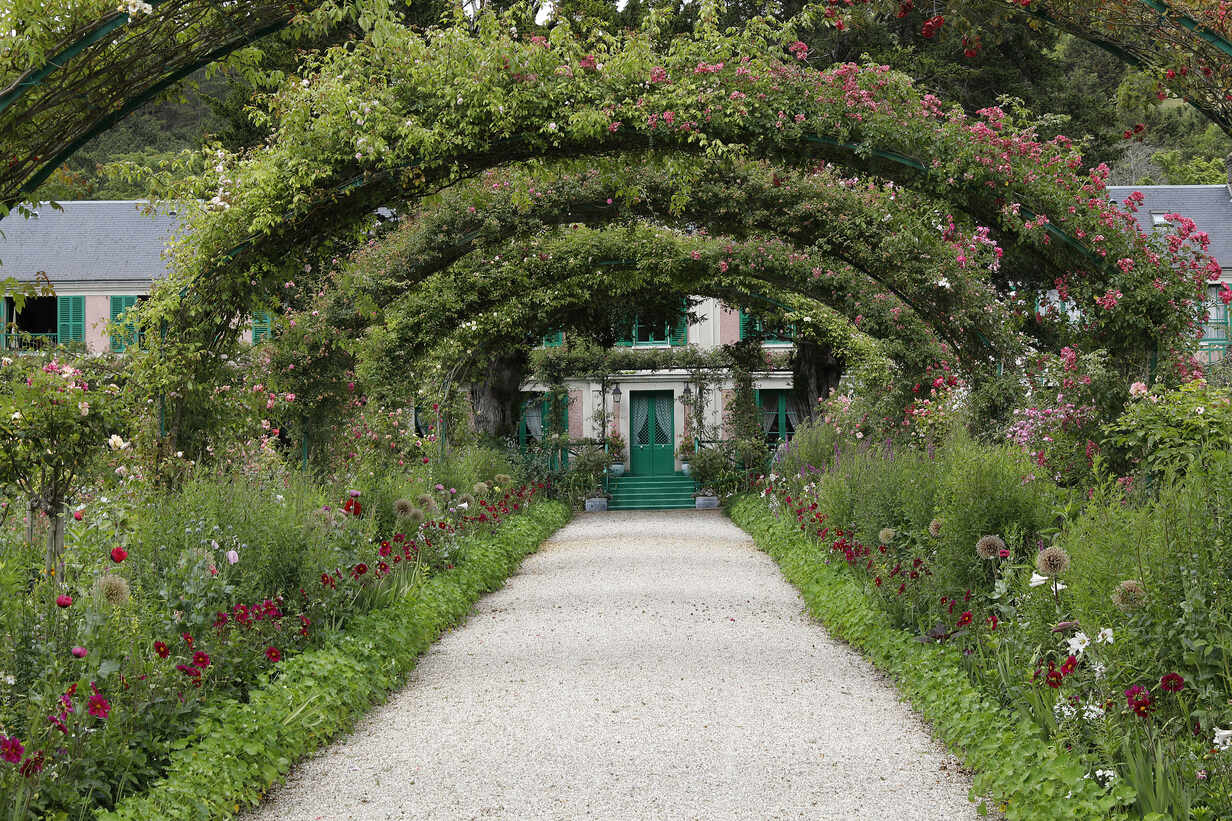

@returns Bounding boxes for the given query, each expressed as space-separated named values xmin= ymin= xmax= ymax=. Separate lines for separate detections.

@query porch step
xmin=607 ymin=473 xmax=697 ymax=510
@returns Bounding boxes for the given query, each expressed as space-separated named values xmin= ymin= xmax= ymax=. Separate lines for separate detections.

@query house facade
xmin=0 ymin=201 xmax=270 ymax=352
xmin=520 ymin=303 xmax=797 ymax=475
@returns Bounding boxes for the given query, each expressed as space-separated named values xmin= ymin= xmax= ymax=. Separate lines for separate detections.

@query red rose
xmin=109 ymin=547 xmax=128 ymax=563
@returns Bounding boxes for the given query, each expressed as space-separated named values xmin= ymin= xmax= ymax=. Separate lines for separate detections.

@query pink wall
xmin=719 ymin=304 xmax=740 ymax=345
xmin=84 ymin=296 xmax=110 ymax=354
xmin=568 ymin=390 xmax=584 ymax=438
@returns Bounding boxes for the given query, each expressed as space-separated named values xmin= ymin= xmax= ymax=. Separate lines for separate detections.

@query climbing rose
xmin=265 ymin=646 xmax=281 ymax=663
xmin=1160 ymin=672 xmax=1185 ymax=693
xmin=153 ymin=641 xmax=169 ymax=658
xmin=0 ymin=735 xmax=22 ymax=763
xmin=109 ymin=547 xmax=128 ymax=563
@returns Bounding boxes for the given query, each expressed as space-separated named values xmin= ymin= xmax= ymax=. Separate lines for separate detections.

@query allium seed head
xmin=878 ymin=527 xmax=896 ymax=544
xmin=1036 ymin=546 xmax=1071 ymax=577
xmin=1112 ymin=580 xmax=1147 ymax=611
xmin=976 ymin=534 xmax=1005 ymax=560
xmin=95 ymin=574 xmax=130 ymax=607
xmin=928 ymin=519 xmax=942 ymax=538
xmin=393 ymin=498 xmax=414 ymax=518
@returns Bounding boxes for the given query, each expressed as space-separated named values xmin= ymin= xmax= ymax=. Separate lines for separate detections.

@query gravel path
xmin=247 ymin=510 xmax=982 ymax=821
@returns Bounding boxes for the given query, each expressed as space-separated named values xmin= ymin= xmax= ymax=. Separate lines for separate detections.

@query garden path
xmin=247 ymin=510 xmax=982 ymax=820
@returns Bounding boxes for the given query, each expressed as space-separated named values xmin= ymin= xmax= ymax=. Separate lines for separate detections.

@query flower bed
xmin=96 ymin=498 xmax=568 ymax=820
xmin=729 ymin=495 xmax=1133 ymax=820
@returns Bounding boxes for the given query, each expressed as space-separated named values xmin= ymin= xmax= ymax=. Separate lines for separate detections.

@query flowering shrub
xmin=1103 ymin=380 xmax=1232 ymax=479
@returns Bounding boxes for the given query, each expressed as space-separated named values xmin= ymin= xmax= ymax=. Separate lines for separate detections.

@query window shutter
xmin=615 ymin=318 xmax=634 ymax=347
xmin=541 ymin=330 xmax=563 ymax=348
xmin=58 ymin=296 xmax=85 ymax=345
xmin=739 ymin=310 xmax=753 ymax=340
xmin=252 ymin=311 xmax=272 ymax=343
xmin=109 ymin=295 xmax=138 ymax=352
xmin=669 ymin=311 xmax=688 ymax=346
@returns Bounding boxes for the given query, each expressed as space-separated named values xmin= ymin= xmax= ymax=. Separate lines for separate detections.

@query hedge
xmin=98 ymin=500 xmax=570 ymax=821
xmin=728 ymin=495 xmax=1136 ymax=821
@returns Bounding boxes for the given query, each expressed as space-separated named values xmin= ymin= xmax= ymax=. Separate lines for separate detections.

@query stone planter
xmin=609 ymin=463 xmax=625 ymax=476
xmin=584 ymin=497 xmax=609 ymax=512
xmin=695 ymin=495 xmax=719 ymax=510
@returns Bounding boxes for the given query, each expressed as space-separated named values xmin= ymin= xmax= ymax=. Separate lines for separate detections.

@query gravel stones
xmin=247 ymin=510 xmax=981 ymax=821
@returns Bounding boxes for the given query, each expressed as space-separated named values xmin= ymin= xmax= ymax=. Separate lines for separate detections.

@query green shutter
xmin=615 ymin=318 xmax=634 ymax=347
xmin=57 ymin=296 xmax=85 ymax=346
xmin=109 ymin=295 xmax=138 ymax=352
xmin=541 ymin=330 xmax=563 ymax=347
xmin=252 ymin=311 xmax=273 ymax=343
xmin=669 ymin=311 xmax=687 ymax=346
xmin=739 ymin=310 xmax=753 ymax=340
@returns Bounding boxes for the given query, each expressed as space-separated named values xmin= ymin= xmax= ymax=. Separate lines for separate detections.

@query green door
xmin=630 ymin=391 xmax=675 ymax=475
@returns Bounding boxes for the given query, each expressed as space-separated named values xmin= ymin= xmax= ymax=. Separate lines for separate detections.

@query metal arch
xmin=6 ymin=16 xmax=295 ymax=209
xmin=1135 ymin=0 xmax=1232 ymax=59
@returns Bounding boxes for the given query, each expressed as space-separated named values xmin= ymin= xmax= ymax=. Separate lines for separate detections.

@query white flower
xmin=1067 ymin=632 xmax=1091 ymax=656
xmin=1196 ymin=406 xmax=1206 ymax=415
xmin=1095 ymin=768 xmax=1117 ymax=783
xmin=115 ymin=465 xmax=127 ymax=477
xmin=1082 ymin=702 xmax=1106 ymax=721
xmin=107 ymin=434 xmax=129 ymax=451
xmin=1091 ymin=661 xmax=1106 ymax=679
xmin=1215 ymin=728 xmax=1232 ymax=751
xmin=0 ymin=673 xmax=13 ymax=685
xmin=9 ymin=411 xmax=19 ymax=421
xmin=1029 ymin=571 xmax=1050 ymax=587
xmin=457 ymin=501 xmax=469 ymax=510
xmin=1096 ymin=627 xmax=1114 ymax=644
xmin=855 ymin=431 xmax=864 ymax=439
xmin=937 ymin=277 xmax=951 ymax=289
xmin=1054 ymin=701 xmax=1076 ymax=721
xmin=78 ymin=401 xmax=89 ymax=416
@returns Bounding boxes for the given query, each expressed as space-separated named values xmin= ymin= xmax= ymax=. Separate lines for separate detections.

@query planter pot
xmin=584 ymin=497 xmax=609 ymax=512
xmin=680 ymin=462 xmax=690 ymax=476
xmin=609 ymin=463 xmax=625 ymax=476
xmin=695 ymin=495 xmax=719 ymax=509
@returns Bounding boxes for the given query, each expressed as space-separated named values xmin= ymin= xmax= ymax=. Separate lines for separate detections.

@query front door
xmin=630 ymin=391 xmax=675 ymax=475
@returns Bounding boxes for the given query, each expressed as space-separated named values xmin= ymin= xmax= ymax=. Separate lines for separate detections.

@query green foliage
xmin=730 ymin=496 xmax=1137 ymax=821
xmin=97 ymin=500 xmax=568 ymax=821
xmin=1103 ymin=382 xmax=1232 ymax=479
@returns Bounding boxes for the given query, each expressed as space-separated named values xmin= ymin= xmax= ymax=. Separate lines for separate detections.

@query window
xmin=758 ymin=389 xmax=800 ymax=445
xmin=109 ymin=295 xmax=140 ymax=352
xmin=518 ymin=396 xmax=569 ymax=447
xmin=1199 ymin=283 xmax=1231 ymax=364
xmin=739 ymin=310 xmax=793 ymax=344
xmin=615 ymin=312 xmax=687 ymax=347
xmin=540 ymin=330 xmax=564 ymax=348
xmin=1151 ymin=212 xmax=1170 ymax=227
xmin=252 ymin=311 xmax=273 ymax=343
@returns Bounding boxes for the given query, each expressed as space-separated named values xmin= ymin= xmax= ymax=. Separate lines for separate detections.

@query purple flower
xmin=226 ymin=550 xmax=239 ymax=565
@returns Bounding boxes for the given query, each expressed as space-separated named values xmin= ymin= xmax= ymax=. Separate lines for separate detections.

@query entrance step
xmin=607 ymin=473 xmax=697 ymax=511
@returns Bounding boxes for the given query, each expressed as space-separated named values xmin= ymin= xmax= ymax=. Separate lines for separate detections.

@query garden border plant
xmin=95 ymin=498 xmax=569 ymax=821
xmin=728 ymin=495 xmax=1137 ymax=821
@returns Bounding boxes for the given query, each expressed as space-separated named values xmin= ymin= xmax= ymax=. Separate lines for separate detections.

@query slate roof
xmin=0 ymin=201 xmax=179 ymax=283
xmin=1107 ymin=184 xmax=1232 ymax=269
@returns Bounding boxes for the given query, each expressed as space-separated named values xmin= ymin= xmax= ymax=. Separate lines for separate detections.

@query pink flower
xmin=86 ymin=693 xmax=110 ymax=719
xmin=56 ymin=594 xmax=72 ymax=608
xmin=226 ymin=550 xmax=239 ymax=565
xmin=1129 ymin=381 xmax=1148 ymax=399
xmin=1 ymin=735 xmax=23 ymax=763
xmin=71 ymin=646 xmax=88 ymax=658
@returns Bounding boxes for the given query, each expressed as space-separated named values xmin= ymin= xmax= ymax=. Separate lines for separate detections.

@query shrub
xmin=1102 ymin=380 xmax=1232 ymax=480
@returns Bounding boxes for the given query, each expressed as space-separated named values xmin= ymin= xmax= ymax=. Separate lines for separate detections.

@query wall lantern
xmin=611 ymin=384 xmax=622 ymax=403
